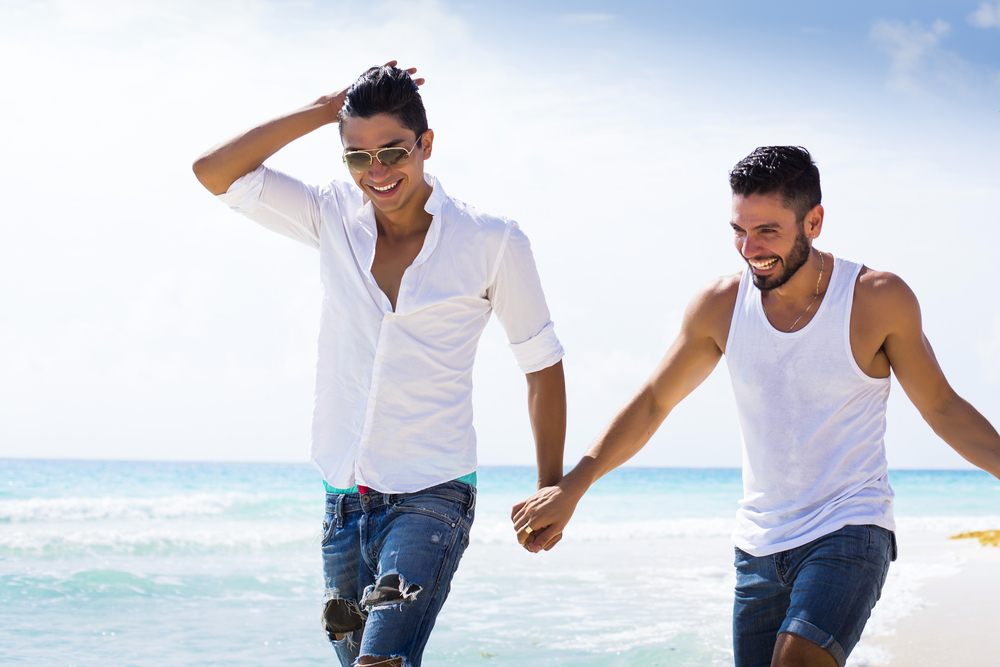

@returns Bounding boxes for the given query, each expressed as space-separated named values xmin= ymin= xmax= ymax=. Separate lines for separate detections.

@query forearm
xmin=526 ymin=361 xmax=566 ymax=488
xmin=929 ymin=393 xmax=1000 ymax=479
xmin=192 ymin=98 xmax=339 ymax=195
xmin=563 ymin=384 xmax=669 ymax=495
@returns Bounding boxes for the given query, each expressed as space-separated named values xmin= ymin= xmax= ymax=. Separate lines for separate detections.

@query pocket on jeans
xmin=321 ymin=513 xmax=337 ymax=546
xmin=867 ymin=525 xmax=896 ymax=562
xmin=393 ymin=496 xmax=463 ymax=528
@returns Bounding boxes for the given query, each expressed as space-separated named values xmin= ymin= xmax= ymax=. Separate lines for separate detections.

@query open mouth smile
xmin=747 ymin=257 xmax=779 ymax=271
xmin=368 ymin=179 xmax=402 ymax=195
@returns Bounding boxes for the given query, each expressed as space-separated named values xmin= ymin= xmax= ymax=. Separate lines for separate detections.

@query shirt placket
xmin=355 ymin=218 xmax=394 ymax=473
xmin=357 ymin=310 xmax=394 ymax=465
xmin=350 ymin=203 xmax=440 ymax=486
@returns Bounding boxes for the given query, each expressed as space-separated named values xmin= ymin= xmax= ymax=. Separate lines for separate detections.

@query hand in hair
xmin=384 ymin=59 xmax=425 ymax=87
xmin=315 ymin=60 xmax=425 ymax=121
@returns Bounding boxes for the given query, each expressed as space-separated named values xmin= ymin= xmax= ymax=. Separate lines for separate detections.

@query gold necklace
xmin=787 ymin=251 xmax=825 ymax=332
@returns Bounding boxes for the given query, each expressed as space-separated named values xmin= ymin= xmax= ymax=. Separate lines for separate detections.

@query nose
xmin=367 ymin=159 xmax=391 ymax=181
xmin=738 ymin=234 xmax=758 ymax=258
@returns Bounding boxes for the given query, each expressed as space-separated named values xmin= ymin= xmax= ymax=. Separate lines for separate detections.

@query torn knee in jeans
xmin=361 ymin=572 xmax=422 ymax=610
xmin=322 ymin=594 xmax=366 ymax=640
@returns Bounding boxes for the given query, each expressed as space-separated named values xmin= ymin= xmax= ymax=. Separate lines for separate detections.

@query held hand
xmin=316 ymin=60 xmax=425 ymax=120
xmin=510 ymin=481 xmax=583 ymax=553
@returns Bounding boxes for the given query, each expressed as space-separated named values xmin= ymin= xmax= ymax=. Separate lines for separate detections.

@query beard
xmin=750 ymin=228 xmax=811 ymax=292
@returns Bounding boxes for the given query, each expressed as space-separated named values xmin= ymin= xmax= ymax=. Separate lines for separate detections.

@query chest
xmin=727 ymin=290 xmax=890 ymax=380
xmin=371 ymin=235 xmax=426 ymax=311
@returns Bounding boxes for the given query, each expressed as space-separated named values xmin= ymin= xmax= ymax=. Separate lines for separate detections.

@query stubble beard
xmin=751 ymin=228 xmax=812 ymax=292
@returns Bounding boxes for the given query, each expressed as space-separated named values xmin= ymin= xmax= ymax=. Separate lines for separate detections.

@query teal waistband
xmin=323 ymin=471 xmax=477 ymax=494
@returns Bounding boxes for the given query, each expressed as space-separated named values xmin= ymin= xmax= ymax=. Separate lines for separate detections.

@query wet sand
xmin=862 ymin=528 xmax=1000 ymax=665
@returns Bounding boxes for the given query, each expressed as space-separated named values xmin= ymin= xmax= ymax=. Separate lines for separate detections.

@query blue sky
xmin=1 ymin=0 xmax=998 ymax=471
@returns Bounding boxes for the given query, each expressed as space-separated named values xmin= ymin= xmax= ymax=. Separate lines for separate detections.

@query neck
xmin=374 ymin=179 xmax=434 ymax=241
xmin=770 ymin=248 xmax=826 ymax=304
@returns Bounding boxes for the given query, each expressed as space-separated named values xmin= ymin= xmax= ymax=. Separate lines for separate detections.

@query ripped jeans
xmin=321 ymin=480 xmax=475 ymax=667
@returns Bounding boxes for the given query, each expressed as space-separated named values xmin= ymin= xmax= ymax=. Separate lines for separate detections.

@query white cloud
xmin=969 ymin=1 xmax=1000 ymax=28
xmin=870 ymin=19 xmax=951 ymax=92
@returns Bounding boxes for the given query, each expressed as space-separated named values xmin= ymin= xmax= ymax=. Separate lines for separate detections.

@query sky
xmin=1 ymin=0 xmax=998 ymax=471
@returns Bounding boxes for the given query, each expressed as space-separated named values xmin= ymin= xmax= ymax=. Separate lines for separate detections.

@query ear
xmin=419 ymin=129 xmax=434 ymax=160
xmin=804 ymin=204 xmax=824 ymax=239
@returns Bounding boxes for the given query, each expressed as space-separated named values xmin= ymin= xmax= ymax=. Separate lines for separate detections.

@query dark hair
xmin=338 ymin=66 xmax=428 ymax=139
xmin=728 ymin=146 xmax=821 ymax=220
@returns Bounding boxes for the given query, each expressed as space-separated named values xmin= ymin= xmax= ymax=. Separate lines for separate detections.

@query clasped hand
xmin=509 ymin=482 xmax=581 ymax=553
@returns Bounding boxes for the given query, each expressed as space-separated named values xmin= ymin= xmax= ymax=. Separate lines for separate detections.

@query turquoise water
xmin=1 ymin=460 xmax=997 ymax=665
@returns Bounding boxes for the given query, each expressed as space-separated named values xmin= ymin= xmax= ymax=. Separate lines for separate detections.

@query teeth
xmin=371 ymin=181 xmax=399 ymax=192
xmin=749 ymin=258 xmax=778 ymax=270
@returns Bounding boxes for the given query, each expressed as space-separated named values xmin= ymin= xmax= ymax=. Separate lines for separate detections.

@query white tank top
xmin=725 ymin=256 xmax=894 ymax=556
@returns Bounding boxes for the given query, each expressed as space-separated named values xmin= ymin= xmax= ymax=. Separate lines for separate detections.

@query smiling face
xmin=730 ymin=192 xmax=822 ymax=291
xmin=340 ymin=113 xmax=434 ymax=219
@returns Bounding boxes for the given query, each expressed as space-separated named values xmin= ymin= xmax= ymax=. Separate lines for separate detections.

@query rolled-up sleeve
xmin=217 ymin=165 xmax=325 ymax=248
xmin=489 ymin=222 xmax=564 ymax=373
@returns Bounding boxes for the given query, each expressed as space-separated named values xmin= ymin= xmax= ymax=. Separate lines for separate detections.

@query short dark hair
xmin=728 ymin=146 xmax=821 ymax=220
xmin=338 ymin=66 xmax=428 ymax=139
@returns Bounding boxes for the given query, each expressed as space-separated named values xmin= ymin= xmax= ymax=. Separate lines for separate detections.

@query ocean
xmin=1 ymin=460 xmax=997 ymax=666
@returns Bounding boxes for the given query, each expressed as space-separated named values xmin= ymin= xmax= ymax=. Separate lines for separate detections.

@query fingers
xmin=403 ymin=67 xmax=424 ymax=86
xmin=526 ymin=525 xmax=558 ymax=553
xmin=380 ymin=60 xmax=424 ymax=85
xmin=542 ymin=533 xmax=563 ymax=551
xmin=510 ymin=500 xmax=526 ymax=521
xmin=514 ymin=519 xmax=534 ymax=546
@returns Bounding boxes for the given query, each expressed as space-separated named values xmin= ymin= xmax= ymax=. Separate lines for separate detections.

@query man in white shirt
xmin=193 ymin=62 xmax=566 ymax=667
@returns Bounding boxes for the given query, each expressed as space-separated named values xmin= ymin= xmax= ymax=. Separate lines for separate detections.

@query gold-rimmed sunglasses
xmin=342 ymin=134 xmax=423 ymax=173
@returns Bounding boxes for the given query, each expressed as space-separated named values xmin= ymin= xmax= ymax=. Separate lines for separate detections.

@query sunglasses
xmin=342 ymin=135 xmax=423 ymax=172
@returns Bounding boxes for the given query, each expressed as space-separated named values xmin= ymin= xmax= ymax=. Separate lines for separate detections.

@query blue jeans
xmin=321 ymin=480 xmax=475 ymax=667
xmin=733 ymin=524 xmax=897 ymax=667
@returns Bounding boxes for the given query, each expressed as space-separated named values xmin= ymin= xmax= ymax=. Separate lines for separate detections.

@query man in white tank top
xmin=510 ymin=146 xmax=1000 ymax=666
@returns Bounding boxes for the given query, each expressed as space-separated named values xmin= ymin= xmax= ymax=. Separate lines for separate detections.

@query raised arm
xmin=876 ymin=273 xmax=1000 ymax=478
xmin=192 ymin=97 xmax=341 ymax=195
xmin=192 ymin=61 xmax=421 ymax=195
xmin=512 ymin=277 xmax=737 ymax=552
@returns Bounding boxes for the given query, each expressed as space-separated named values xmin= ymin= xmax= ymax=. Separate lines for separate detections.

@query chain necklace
xmin=787 ymin=251 xmax=825 ymax=332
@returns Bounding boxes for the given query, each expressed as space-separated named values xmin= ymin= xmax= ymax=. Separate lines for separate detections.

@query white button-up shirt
xmin=219 ymin=166 xmax=564 ymax=492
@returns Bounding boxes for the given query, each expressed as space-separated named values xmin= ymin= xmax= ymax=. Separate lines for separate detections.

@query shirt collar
xmin=414 ymin=173 xmax=444 ymax=266
xmin=422 ymin=173 xmax=446 ymax=216
xmin=352 ymin=173 xmax=446 ymax=268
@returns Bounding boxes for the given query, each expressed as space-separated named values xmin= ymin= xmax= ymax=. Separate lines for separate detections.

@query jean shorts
xmin=733 ymin=524 xmax=897 ymax=667
xmin=320 ymin=479 xmax=475 ymax=667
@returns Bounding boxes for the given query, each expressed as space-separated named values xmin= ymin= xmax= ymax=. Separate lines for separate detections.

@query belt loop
xmin=334 ymin=493 xmax=345 ymax=529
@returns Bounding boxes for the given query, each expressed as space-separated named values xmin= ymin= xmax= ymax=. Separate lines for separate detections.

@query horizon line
xmin=0 ymin=456 xmax=989 ymax=474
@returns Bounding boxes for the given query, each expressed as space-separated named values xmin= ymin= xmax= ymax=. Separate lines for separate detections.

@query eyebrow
xmin=730 ymin=221 xmax=780 ymax=231
xmin=343 ymin=138 xmax=410 ymax=152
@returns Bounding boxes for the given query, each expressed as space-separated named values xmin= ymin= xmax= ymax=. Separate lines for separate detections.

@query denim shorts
xmin=320 ymin=479 xmax=475 ymax=667
xmin=733 ymin=524 xmax=897 ymax=667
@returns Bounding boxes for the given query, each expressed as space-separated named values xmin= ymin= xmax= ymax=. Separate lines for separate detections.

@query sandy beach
xmin=859 ymin=526 xmax=1000 ymax=665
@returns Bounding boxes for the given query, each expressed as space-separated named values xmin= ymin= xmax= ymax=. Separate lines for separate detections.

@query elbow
xmin=642 ymin=384 xmax=671 ymax=425
xmin=919 ymin=387 xmax=961 ymax=433
xmin=191 ymin=155 xmax=230 ymax=196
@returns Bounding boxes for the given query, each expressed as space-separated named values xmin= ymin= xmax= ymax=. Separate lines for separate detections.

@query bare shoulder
xmin=694 ymin=272 xmax=741 ymax=309
xmin=855 ymin=266 xmax=921 ymax=327
xmin=684 ymin=272 xmax=741 ymax=344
